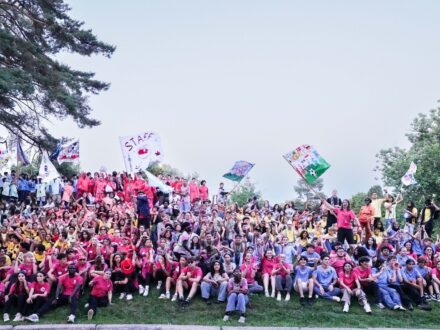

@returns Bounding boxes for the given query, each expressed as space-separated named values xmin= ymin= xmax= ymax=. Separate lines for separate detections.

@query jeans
xmin=275 ymin=275 xmax=292 ymax=292
xmin=201 ymin=282 xmax=227 ymax=302
xmin=314 ymin=285 xmax=342 ymax=300
xmin=248 ymin=282 xmax=264 ymax=294
xmin=341 ymin=288 xmax=367 ymax=305
xmin=379 ymin=286 xmax=401 ymax=308
xmin=226 ymin=292 xmax=248 ymax=314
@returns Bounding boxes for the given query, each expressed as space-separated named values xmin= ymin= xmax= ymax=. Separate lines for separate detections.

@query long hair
xmin=210 ymin=261 xmax=224 ymax=276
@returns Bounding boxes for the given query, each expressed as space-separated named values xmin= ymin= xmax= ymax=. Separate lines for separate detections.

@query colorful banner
xmin=283 ymin=144 xmax=330 ymax=184
xmin=401 ymin=161 xmax=417 ymax=186
xmin=57 ymin=139 xmax=80 ymax=164
xmin=223 ymin=161 xmax=255 ymax=182
xmin=119 ymin=131 xmax=163 ymax=173
xmin=39 ymin=152 xmax=60 ymax=183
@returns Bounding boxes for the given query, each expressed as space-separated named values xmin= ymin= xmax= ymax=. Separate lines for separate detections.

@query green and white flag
xmin=283 ymin=145 xmax=330 ymax=184
xmin=223 ymin=160 xmax=255 ymax=182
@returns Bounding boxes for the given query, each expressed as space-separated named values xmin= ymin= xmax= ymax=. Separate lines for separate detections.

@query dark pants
xmin=5 ymin=294 xmax=26 ymax=314
xmin=337 ymin=228 xmax=354 ymax=245
xmin=37 ymin=294 xmax=79 ymax=317
xmin=88 ymin=295 xmax=108 ymax=315
xmin=362 ymin=282 xmax=381 ymax=304
xmin=24 ymin=296 xmax=47 ymax=316
xmin=112 ymin=271 xmax=135 ymax=294
xmin=425 ymin=220 xmax=433 ymax=238
xmin=389 ymin=284 xmax=411 ymax=307
xmin=401 ymin=283 xmax=422 ymax=305
xmin=138 ymin=272 xmax=152 ymax=286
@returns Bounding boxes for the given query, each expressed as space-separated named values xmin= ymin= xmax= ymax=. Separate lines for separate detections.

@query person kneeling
xmin=85 ymin=269 xmax=113 ymax=320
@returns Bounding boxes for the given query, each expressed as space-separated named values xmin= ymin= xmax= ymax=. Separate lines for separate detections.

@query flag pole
xmin=118 ymin=137 xmax=129 ymax=173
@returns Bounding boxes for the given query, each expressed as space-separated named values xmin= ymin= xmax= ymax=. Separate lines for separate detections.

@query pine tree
xmin=0 ymin=0 xmax=115 ymax=150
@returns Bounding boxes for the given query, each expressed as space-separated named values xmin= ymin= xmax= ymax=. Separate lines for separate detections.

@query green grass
xmin=11 ymin=287 xmax=440 ymax=328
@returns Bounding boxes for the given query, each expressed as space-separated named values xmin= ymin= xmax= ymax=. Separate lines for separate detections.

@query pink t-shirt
xmin=335 ymin=208 xmax=356 ymax=229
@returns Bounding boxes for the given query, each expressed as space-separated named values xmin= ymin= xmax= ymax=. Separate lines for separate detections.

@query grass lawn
xmin=13 ymin=286 xmax=439 ymax=328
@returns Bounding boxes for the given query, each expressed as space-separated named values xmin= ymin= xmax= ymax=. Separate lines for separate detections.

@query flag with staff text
xmin=283 ymin=145 xmax=330 ymax=184
xmin=223 ymin=161 xmax=254 ymax=182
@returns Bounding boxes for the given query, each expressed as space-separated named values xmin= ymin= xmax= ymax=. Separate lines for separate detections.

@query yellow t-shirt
xmin=371 ymin=199 xmax=384 ymax=218
xmin=423 ymin=208 xmax=431 ymax=224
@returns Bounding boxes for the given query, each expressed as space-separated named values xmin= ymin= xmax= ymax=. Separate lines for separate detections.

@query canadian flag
xmin=138 ymin=148 xmax=149 ymax=155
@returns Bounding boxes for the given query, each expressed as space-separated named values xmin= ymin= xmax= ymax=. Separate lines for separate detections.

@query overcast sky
xmin=48 ymin=0 xmax=440 ymax=202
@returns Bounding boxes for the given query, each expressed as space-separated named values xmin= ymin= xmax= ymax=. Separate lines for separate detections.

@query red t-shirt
xmin=59 ymin=274 xmax=83 ymax=296
xmin=181 ymin=266 xmax=202 ymax=284
xmin=239 ymin=263 xmax=257 ymax=285
xmin=335 ymin=208 xmax=355 ymax=229
xmin=354 ymin=266 xmax=371 ymax=282
xmin=91 ymin=275 xmax=113 ymax=298
xmin=53 ymin=262 xmax=68 ymax=278
xmin=32 ymin=282 xmax=51 ymax=296
xmin=273 ymin=262 xmax=290 ymax=277
xmin=339 ymin=271 xmax=358 ymax=290
xmin=262 ymin=258 xmax=275 ymax=275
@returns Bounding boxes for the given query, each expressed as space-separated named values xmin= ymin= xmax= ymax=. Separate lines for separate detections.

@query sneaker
xmin=166 ymin=292 xmax=171 ymax=300
xmin=377 ymin=303 xmax=385 ymax=309
xmin=364 ymin=303 xmax=372 ymax=314
xmin=393 ymin=305 xmax=400 ymax=310
xmin=87 ymin=309 xmax=94 ymax=321
xmin=13 ymin=313 xmax=23 ymax=322
xmin=343 ymin=303 xmax=349 ymax=313
xmin=223 ymin=315 xmax=229 ymax=321
xmin=159 ymin=294 xmax=167 ymax=299
xmin=238 ymin=316 xmax=246 ymax=323
xmin=332 ymin=296 xmax=341 ymax=303
xmin=408 ymin=303 xmax=414 ymax=311
xmin=425 ymin=294 xmax=432 ymax=301
xmin=67 ymin=314 xmax=75 ymax=323
xmin=126 ymin=294 xmax=133 ymax=301
xmin=138 ymin=284 xmax=145 ymax=295
xmin=3 ymin=313 xmax=9 ymax=322
xmin=25 ymin=314 xmax=39 ymax=323
xmin=84 ymin=303 xmax=89 ymax=309
xmin=300 ymin=297 xmax=306 ymax=306
xmin=285 ymin=293 xmax=290 ymax=302
xmin=119 ymin=293 xmax=126 ymax=300
xmin=265 ymin=291 xmax=269 ymax=297
xmin=271 ymin=291 xmax=276 ymax=298
xmin=203 ymin=298 xmax=211 ymax=305
xmin=171 ymin=293 xmax=178 ymax=302
xmin=398 ymin=305 xmax=406 ymax=311
xmin=435 ymin=293 xmax=440 ymax=302
xmin=157 ymin=281 xmax=162 ymax=290
xmin=419 ymin=303 xmax=432 ymax=311
xmin=276 ymin=292 xmax=282 ymax=301
xmin=143 ymin=286 xmax=149 ymax=297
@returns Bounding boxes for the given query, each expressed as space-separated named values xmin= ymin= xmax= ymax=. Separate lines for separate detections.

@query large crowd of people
xmin=0 ymin=170 xmax=439 ymax=324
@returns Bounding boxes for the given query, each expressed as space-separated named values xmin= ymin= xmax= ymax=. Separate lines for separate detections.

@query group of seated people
xmin=0 ymin=170 xmax=438 ymax=324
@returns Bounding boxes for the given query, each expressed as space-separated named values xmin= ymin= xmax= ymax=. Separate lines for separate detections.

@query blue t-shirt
xmin=313 ymin=265 xmax=337 ymax=287
xmin=294 ymin=265 xmax=312 ymax=282
xmin=415 ymin=265 xmax=430 ymax=278
xmin=385 ymin=267 xmax=401 ymax=285
xmin=401 ymin=268 xmax=420 ymax=282
xmin=301 ymin=251 xmax=320 ymax=266
xmin=373 ymin=268 xmax=389 ymax=287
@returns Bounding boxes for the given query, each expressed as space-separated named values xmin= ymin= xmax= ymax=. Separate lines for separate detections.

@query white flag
xmin=144 ymin=170 xmax=174 ymax=193
xmin=401 ymin=161 xmax=417 ymax=186
xmin=119 ymin=132 xmax=163 ymax=172
xmin=57 ymin=139 xmax=80 ymax=164
xmin=39 ymin=152 xmax=60 ymax=183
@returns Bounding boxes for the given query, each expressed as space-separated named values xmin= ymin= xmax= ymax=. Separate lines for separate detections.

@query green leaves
xmin=0 ymin=0 xmax=115 ymax=149
xmin=377 ymin=107 xmax=440 ymax=204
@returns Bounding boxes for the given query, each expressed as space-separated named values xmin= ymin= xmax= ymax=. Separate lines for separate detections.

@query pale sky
xmin=47 ymin=0 xmax=440 ymax=202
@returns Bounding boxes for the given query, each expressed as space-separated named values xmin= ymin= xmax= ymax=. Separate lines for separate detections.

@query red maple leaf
xmin=155 ymin=151 xmax=161 ymax=156
xmin=138 ymin=148 xmax=149 ymax=155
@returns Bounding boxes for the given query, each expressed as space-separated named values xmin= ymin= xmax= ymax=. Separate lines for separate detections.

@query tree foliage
xmin=146 ymin=162 xmax=182 ymax=178
xmin=229 ymin=178 xmax=262 ymax=207
xmin=0 ymin=0 xmax=115 ymax=151
xmin=367 ymin=185 xmax=383 ymax=198
xmin=376 ymin=108 xmax=440 ymax=204
xmin=350 ymin=192 xmax=367 ymax=214
xmin=293 ymin=178 xmax=325 ymax=210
